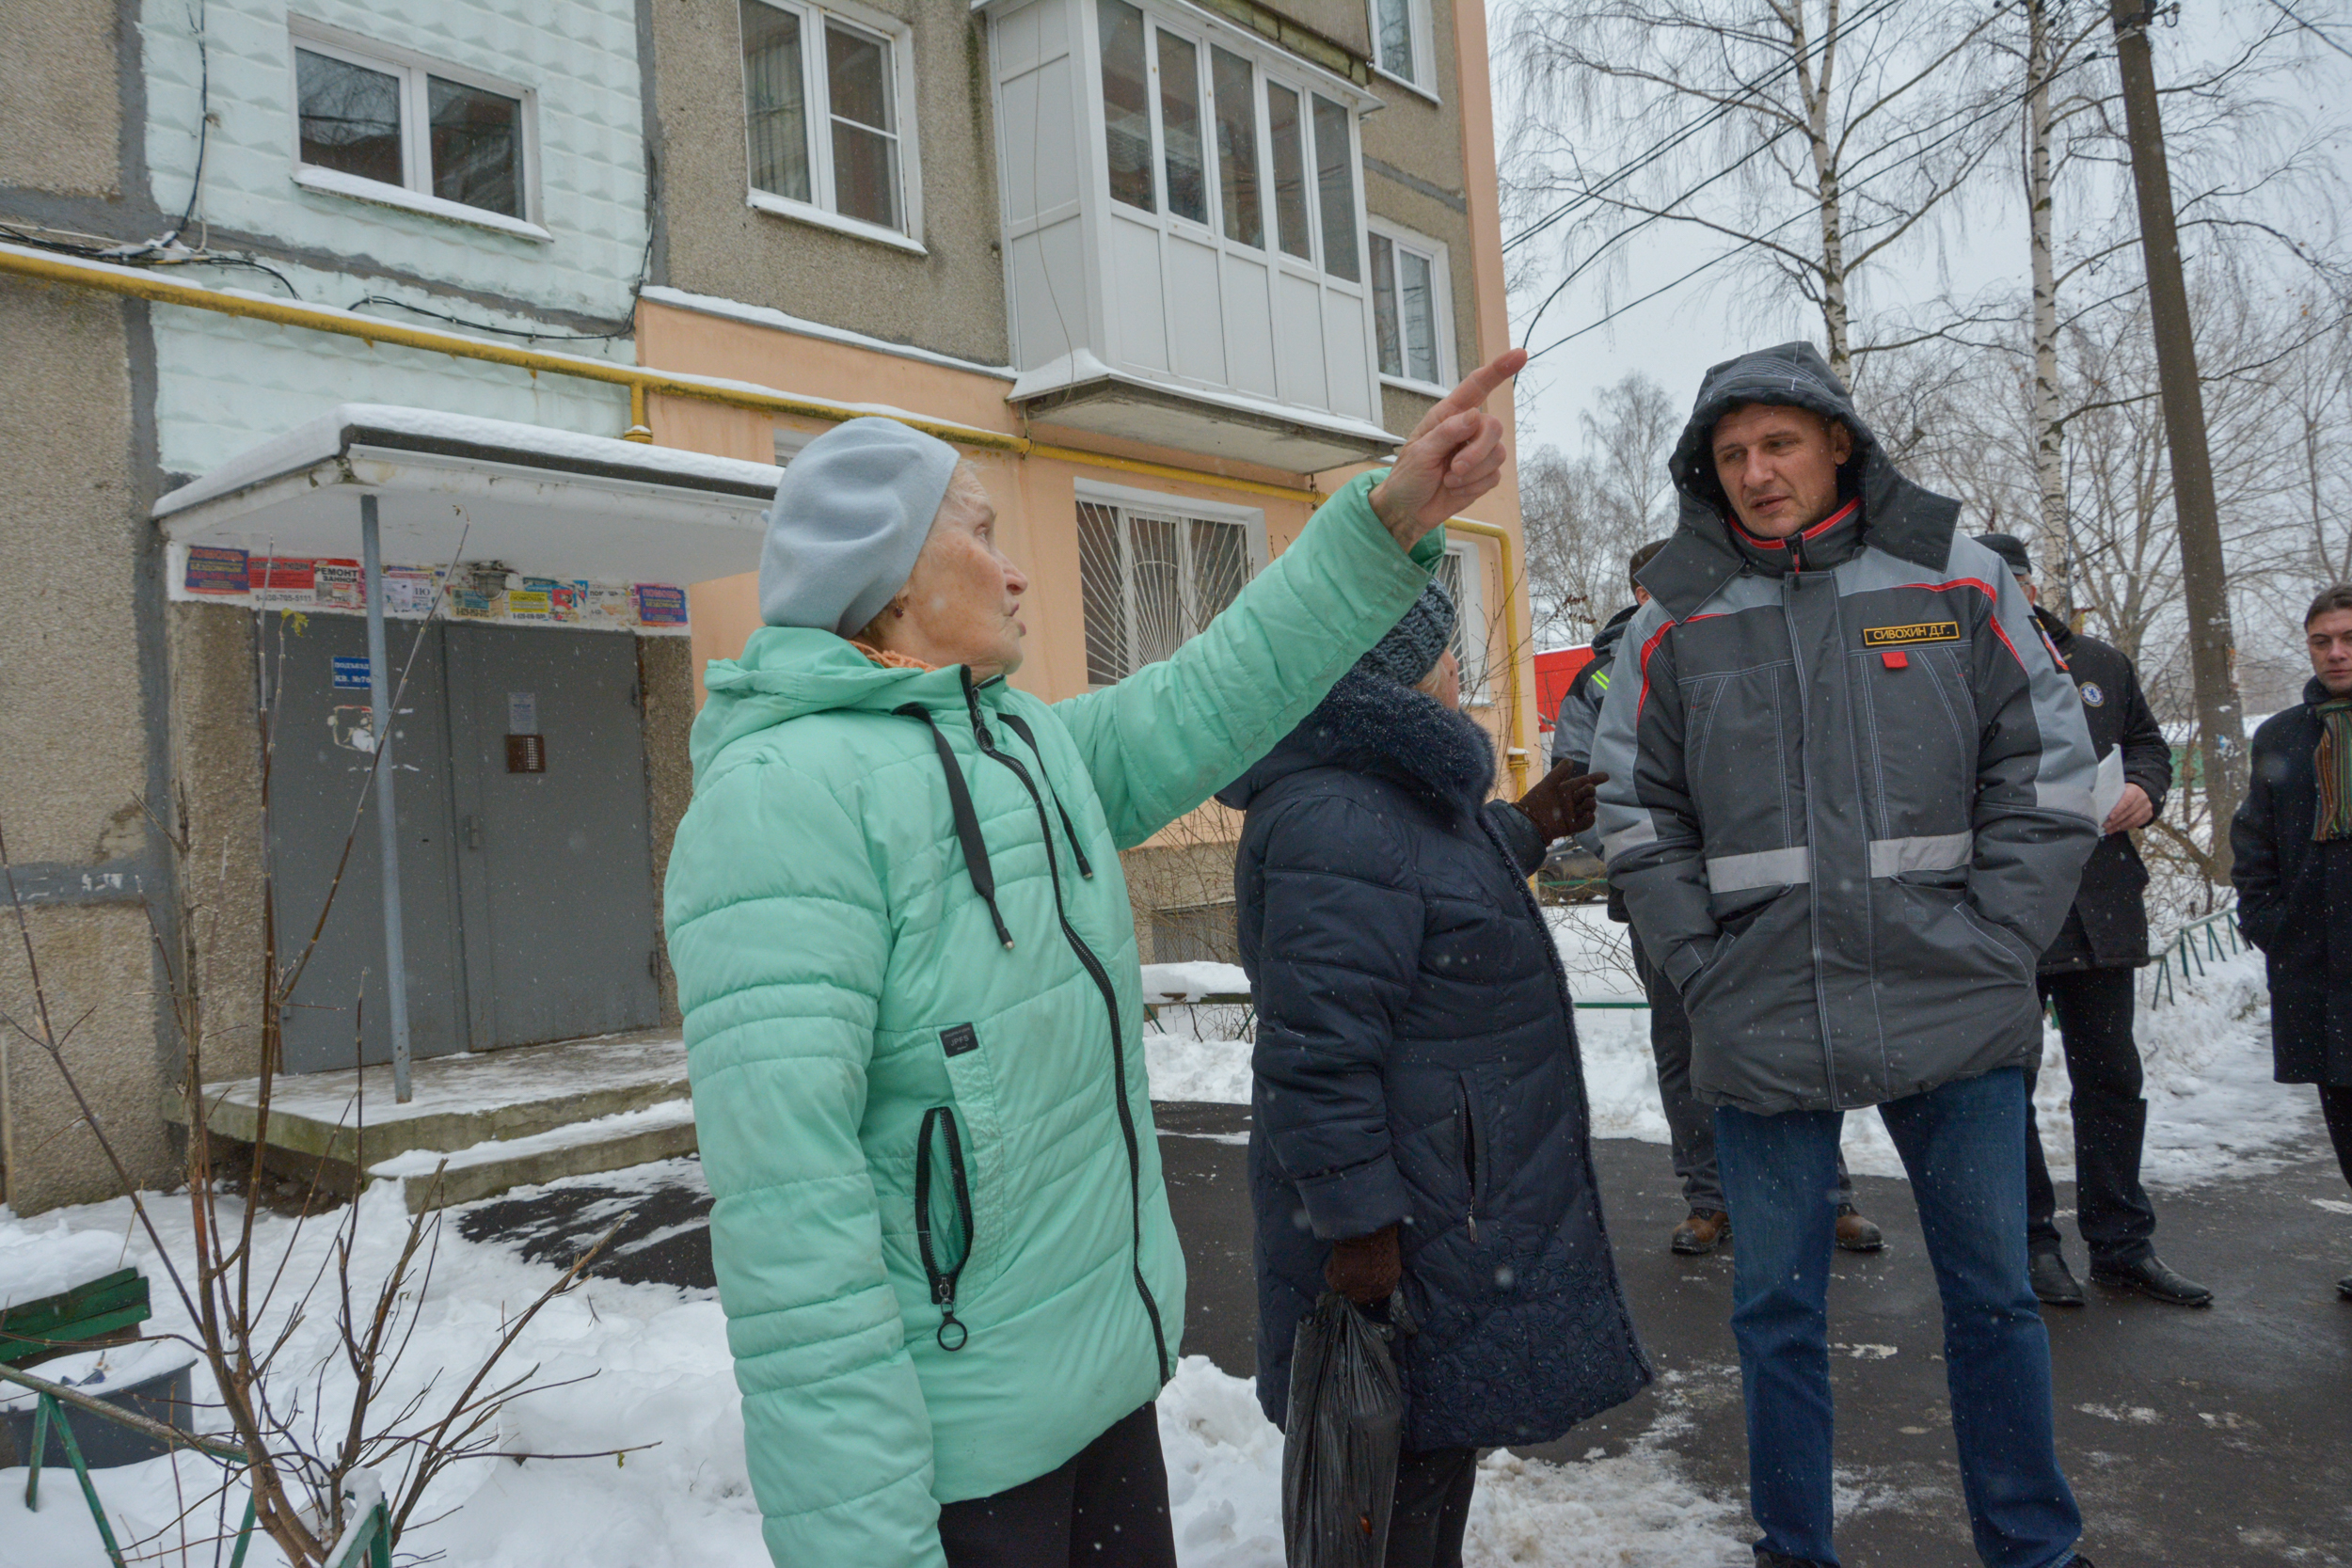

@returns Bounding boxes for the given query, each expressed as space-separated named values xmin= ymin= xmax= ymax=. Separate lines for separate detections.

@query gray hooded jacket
xmin=1589 ymin=342 xmax=2098 ymax=1114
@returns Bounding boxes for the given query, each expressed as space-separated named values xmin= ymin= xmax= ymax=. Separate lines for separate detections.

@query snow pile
xmin=1141 ymin=962 xmax=1251 ymax=1003
xmin=1148 ymin=1024 xmax=1256 ymax=1104
xmin=0 ymin=1223 xmax=135 ymax=1309
xmin=1157 ymin=1354 xmax=1746 ymax=1567
xmin=0 ymin=1338 xmax=196 ymax=1415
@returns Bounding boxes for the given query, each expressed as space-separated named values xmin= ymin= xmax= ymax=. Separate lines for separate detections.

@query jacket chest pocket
xmin=1683 ymin=665 xmax=1797 ymax=847
xmin=1855 ymin=644 xmax=1976 ymax=832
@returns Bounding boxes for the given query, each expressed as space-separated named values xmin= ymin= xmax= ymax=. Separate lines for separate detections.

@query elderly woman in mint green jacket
xmin=663 ymin=352 xmax=1526 ymax=1568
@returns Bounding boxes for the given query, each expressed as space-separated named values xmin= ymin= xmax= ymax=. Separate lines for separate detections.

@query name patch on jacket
xmin=941 ymin=1023 xmax=979 ymax=1057
xmin=1861 ymin=620 xmax=1962 ymax=649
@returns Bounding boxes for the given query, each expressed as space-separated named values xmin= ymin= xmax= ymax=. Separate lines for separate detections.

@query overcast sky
xmin=1495 ymin=0 xmax=2352 ymax=460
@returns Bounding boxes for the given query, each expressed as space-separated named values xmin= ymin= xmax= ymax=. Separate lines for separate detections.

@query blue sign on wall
xmin=332 ymin=656 xmax=373 ymax=690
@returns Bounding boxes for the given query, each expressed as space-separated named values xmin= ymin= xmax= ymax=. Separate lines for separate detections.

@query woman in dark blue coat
xmin=1217 ymin=581 xmax=1651 ymax=1565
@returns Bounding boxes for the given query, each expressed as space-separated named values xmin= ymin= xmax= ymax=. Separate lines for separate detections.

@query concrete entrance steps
xmin=178 ymin=1030 xmax=695 ymax=1212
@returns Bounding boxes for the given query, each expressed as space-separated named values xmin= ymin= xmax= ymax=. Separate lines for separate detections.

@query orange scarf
xmin=851 ymin=640 xmax=937 ymax=673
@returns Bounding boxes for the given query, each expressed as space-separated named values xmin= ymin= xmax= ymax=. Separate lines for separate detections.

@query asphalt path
xmin=464 ymin=1105 xmax=2352 ymax=1566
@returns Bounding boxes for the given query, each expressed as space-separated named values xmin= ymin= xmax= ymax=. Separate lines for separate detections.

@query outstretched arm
xmin=1057 ymin=352 xmax=1527 ymax=847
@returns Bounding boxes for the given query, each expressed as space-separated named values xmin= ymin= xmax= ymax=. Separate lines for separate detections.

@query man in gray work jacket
xmin=1590 ymin=342 xmax=2102 ymax=1568
xmin=1555 ymin=542 xmax=1881 ymax=1258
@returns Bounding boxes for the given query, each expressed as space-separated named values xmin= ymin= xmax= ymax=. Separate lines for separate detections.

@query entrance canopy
xmin=152 ymin=404 xmax=783 ymax=586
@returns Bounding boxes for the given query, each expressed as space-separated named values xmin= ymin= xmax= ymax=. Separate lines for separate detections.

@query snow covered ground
xmin=0 ymin=911 xmax=2305 ymax=1568
xmin=1147 ymin=904 xmax=2317 ymax=1187
xmin=0 ymin=1171 xmax=1745 ymax=1567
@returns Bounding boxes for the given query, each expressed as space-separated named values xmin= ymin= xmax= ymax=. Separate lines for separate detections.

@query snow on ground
xmin=1 ymin=1180 xmax=1740 ymax=1567
xmin=1146 ymin=903 xmax=2314 ymax=1189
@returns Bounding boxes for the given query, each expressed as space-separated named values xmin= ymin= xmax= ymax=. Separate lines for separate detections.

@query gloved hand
xmin=1324 ymin=1223 xmax=1402 ymax=1305
xmin=1513 ymin=761 xmax=1609 ymax=844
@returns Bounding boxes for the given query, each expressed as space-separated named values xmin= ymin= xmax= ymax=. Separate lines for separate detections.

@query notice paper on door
xmin=507 ymin=691 xmax=539 ymax=736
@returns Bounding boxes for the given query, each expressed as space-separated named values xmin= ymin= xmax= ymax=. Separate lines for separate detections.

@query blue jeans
xmin=1714 ymin=1068 xmax=2081 ymax=1568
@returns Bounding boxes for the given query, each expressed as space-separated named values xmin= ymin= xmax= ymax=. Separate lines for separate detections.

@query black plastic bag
xmin=1281 ymin=1291 xmax=1406 ymax=1568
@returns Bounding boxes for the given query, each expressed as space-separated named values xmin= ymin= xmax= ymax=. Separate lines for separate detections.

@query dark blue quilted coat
xmin=1216 ymin=670 xmax=1651 ymax=1452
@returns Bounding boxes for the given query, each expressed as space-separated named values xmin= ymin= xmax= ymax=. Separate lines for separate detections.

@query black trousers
xmin=2026 ymin=966 xmax=2158 ymax=1266
xmin=937 ymin=1402 xmax=1177 ymax=1568
xmin=2320 ymin=1084 xmax=2352 ymax=1189
xmin=1384 ymin=1446 xmax=1479 ymax=1568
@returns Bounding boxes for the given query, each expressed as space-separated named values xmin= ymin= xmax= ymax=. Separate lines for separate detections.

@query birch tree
xmin=1504 ymin=0 xmax=2009 ymax=382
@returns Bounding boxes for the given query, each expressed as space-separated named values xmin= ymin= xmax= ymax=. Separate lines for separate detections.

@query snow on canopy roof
xmin=154 ymin=404 xmax=781 ymax=522
xmin=151 ymin=405 xmax=788 ymax=586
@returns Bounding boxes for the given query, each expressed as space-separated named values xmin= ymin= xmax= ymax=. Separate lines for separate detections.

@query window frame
xmin=1094 ymin=0 xmax=1368 ymax=285
xmin=1438 ymin=539 xmax=1490 ymax=704
xmin=284 ymin=21 xmax=547 ymax=241
xmin=1073 ymin=479 xmax=1267 ymax=689
xmin=1365 ymin=217 xmax=1455 ymax=394
xmin=738 ymin=0 xmax=926 ymax=255
xmin=1365 ymin=0 xmax=1440 ymax=103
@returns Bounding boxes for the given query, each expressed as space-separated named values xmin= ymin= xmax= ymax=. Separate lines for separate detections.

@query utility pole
xmin=2109 ymin=0 xmax=2245 ymax=876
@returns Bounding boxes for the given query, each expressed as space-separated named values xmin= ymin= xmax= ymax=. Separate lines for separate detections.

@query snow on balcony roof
xmin=153 ymin=404 xmax=783 ymax=587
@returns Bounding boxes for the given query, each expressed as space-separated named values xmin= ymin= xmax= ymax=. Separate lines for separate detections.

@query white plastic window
xmin=1368 ymin=0 xmax=1437 ymax=97
xmin=741 ymin=0 xmax=919 ymax=245
xmin=1094 ymin=0 xmax=1361 ymax=280
xmin=1368 ymin=222 xmax=1454 ymax=390
xmin=291 ymin=27 xmax=535 ymax=226
xmin=1438 ymin=542 xmax=1487 ymax=700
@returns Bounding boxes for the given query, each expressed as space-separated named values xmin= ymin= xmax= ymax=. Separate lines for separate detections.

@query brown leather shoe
xmin=1672 ymin=1209 xmax=1731 ymax=1254
xmin=1835 ymin=1203 xmax=1884 ymax=1253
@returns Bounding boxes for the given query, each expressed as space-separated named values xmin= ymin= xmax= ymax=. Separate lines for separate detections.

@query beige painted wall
xmin=651 ymin=0 xmax=1011 ymax=364
xmin=0 ymin=0 xmax=121 ymax=198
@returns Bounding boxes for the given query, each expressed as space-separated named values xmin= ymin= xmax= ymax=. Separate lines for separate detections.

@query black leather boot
xmin=2090 ymin=1253 xmax=2213 ymax=1307
xmin=2029 ymin=1249 xmax=2085 ymax=1307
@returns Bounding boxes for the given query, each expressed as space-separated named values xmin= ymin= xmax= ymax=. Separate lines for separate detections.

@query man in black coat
xmin=2232 ymin=581 xmax=2352 ymax=1303
xmin=1221 ymin=580 xmax=1650 ymax=1567
xmin=1979 ymin=535 xmax=2210 ymax=1308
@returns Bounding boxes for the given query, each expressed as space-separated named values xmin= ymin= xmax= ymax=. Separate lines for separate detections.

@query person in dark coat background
xmin=1221 ymin=578 xmax=1651 ymax=1568
xmin=1553 ymin=544 xmax=1879 ymax=1257
xmin=1978 ymin=534 xmax=2211 ymax=1310
xmin=2232 ymin=581 xmax=2352 ymax=1303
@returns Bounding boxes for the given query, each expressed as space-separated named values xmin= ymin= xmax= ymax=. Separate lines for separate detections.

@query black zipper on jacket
xmin=960 ymin=670 xmax=1172 ymax=1382
xmin=1455 ymin=1076 xmax=1481 ymax=1244
xmin=995 ymin=710 xmax=1095 ymax=879
xmin=914 ymin=1105 xmax=976 ymax=1351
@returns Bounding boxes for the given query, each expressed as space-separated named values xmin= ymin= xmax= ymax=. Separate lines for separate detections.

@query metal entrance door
xmin=266 ymin=618 xmax=661 ymax=1070
xmin=445 ymin=626 xmax=660 ymax=1050
xmin=267 ymin=613 xmax=469 ymax=1074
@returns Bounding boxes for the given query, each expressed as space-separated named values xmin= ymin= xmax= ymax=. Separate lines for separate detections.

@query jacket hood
xmin=1216 ymin=667 xmax=1495 ymax=816
xmin=1641 ymin=341 xmax=1963 ymax=620
xmin=690 ymin=624 xmax=982 ymax=774
xmin=1591 ymin=601 xmax=1639 ymax=659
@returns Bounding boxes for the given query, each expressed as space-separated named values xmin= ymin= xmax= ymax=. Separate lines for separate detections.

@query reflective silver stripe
xmin=1704 ymin=846 xmax=1812 ymax=893
xmin=1600 ymin=816 xmax=1659 ymax=862
xmin=1868 ymin=832 xmax=1974 ymax=879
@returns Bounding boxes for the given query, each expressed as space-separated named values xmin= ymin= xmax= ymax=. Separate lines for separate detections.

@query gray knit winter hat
xmin=1357 ymin=577 xmax=1457 ymax=687
xmin=758 ymin=417 xmax=961 ymax=637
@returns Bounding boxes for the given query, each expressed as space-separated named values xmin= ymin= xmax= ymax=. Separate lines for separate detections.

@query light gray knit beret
xmin=758 ymin=417 xmax=961 ymax=637
xmin=1357 ymin=577 xmax=1457 ymax=687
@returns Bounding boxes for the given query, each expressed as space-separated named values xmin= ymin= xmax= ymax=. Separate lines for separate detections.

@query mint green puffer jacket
xmin=665 ymin=473 xmax=1442 ymax=1567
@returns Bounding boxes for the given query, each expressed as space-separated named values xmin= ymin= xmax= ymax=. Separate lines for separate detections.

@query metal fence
xmin=2143 ymin=905 xmax=2248 ymax=1009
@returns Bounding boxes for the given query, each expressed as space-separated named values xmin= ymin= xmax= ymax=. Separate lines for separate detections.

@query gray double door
xmin=268 ymin=615 xmax=660 ymax=1075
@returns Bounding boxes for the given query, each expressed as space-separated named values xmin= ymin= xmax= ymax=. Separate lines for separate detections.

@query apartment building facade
xmin=0 ymin=0 xmax=1532 ymax=1212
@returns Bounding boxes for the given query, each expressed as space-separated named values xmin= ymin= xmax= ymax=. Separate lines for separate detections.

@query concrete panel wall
xmin=0 ymin=0 xmax=123 ymax=196
xmin=166 ymin=602 xmax=270 ymax=1088
xmin=0 ymin=904 xmax=177 ymax=1212
xmin=637 ymin=634 xmax=693 ymax=1026
xmin=0 ymin=280 xmax=149 ymax=863
xmin=650 ymin=0 xmax=1011 ymax=364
